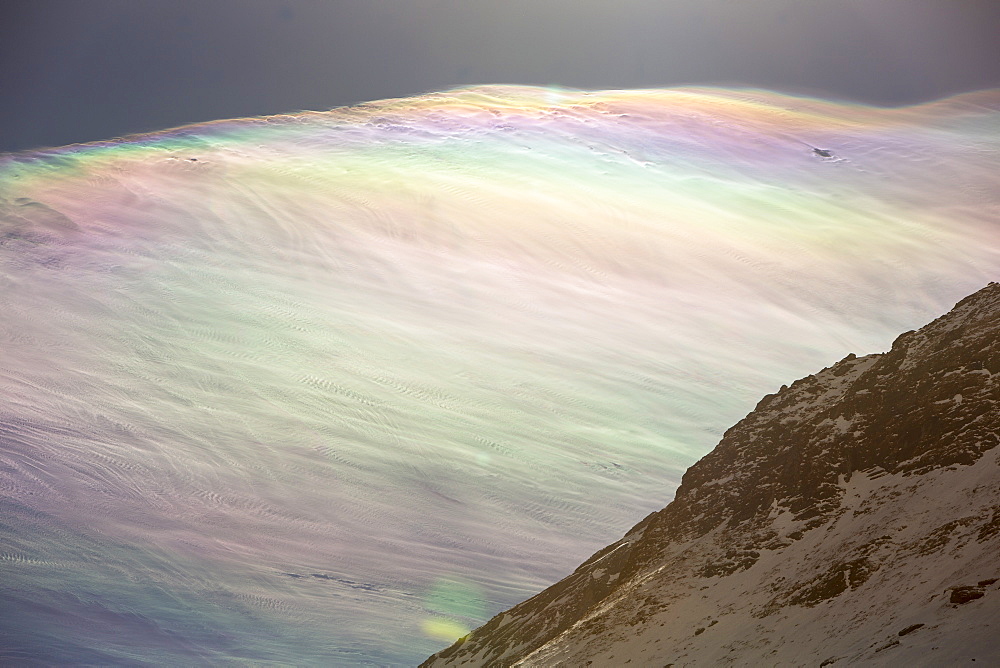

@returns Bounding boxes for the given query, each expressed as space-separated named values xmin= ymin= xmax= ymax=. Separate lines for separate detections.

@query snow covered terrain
xmin=424 ymin=283 xmax=1000 ymax=666
xmin=1 ymin=85 xmax=999 ymax=665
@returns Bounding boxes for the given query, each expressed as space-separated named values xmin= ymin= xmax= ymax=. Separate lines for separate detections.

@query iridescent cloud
xmin=1 ymin=85 xmax=998 ymax=665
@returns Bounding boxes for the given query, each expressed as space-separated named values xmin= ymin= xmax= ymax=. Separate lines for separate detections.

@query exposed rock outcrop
xmin=423 ymin=283 xmax=1000 ymax=666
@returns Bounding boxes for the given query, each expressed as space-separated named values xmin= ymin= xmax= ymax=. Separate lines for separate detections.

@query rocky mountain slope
xmin=423 ymin=282 xmax=1000 ymax=667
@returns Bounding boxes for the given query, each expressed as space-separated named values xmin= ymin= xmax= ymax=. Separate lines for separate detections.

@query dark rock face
xmin=950 ymin=586 xmax=986 ymax=605
xmin=423 ymin=283 xmax=1000 ymax=667
xmin=898 ymin=623 xmax=924 ymax=637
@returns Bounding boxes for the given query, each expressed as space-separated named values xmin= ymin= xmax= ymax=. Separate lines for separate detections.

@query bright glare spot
xmin=422 ymin=617 xmax=470 ymax=642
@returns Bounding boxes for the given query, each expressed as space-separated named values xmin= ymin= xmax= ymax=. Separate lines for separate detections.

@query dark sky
xmin=2 ymin=0 xmax=1000 ymax=154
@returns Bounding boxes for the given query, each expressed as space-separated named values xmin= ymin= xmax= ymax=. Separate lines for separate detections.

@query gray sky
xmin=2 ymin=0 xmax=1000 ymax=154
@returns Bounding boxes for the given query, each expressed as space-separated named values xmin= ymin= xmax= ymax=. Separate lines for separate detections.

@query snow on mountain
xmin=424 ymin=282 xmax=1000 ymax=667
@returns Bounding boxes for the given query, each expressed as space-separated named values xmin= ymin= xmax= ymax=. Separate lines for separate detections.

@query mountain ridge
xmin=424 ymin=282 xmax=1000 ymax=666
